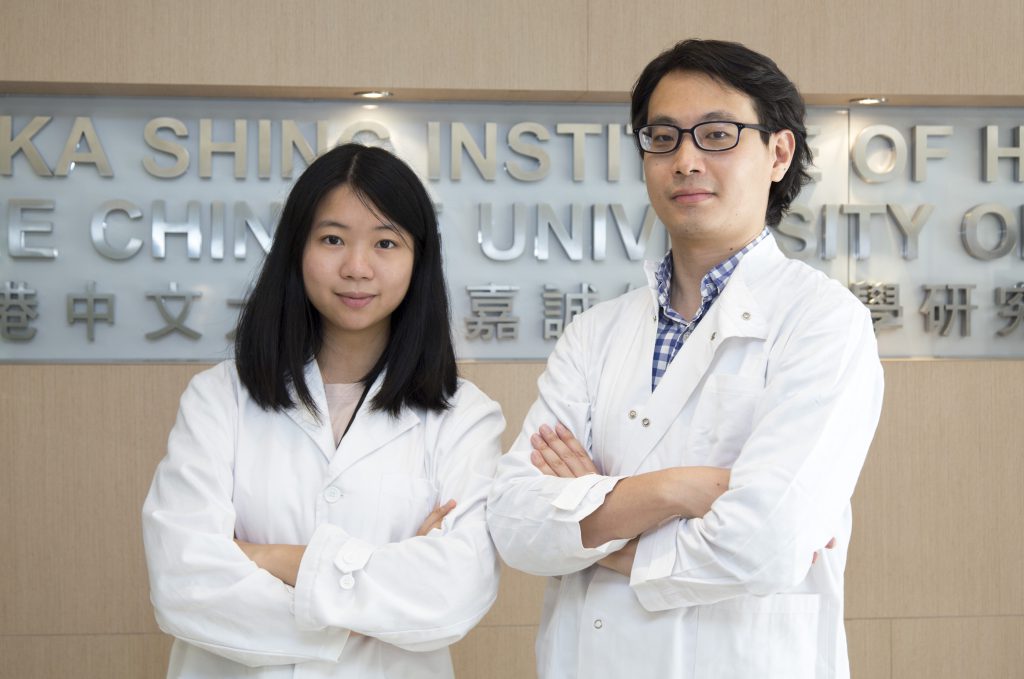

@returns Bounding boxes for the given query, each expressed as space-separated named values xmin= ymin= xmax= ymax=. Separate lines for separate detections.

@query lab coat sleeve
xmin=142 ymin=363 xmax=348 ymax=667
xmin=487 ymin=313 xmax=630 ymax=577
xmin=292 ymin=383 xmax=504 ymax=652
xmin=630 ymin=293 xmax=884 ymax=610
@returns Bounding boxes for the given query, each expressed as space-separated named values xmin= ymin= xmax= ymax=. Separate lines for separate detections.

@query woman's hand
xmin=235 ymin=539 xmax=305 ymax=587
xmin=416 ymin=499 xmax=456 ymax=536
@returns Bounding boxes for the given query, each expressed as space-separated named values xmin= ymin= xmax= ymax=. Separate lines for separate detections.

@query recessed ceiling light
xmin=354 ymin=91 xmax=393 ymax=99
xmin=850 ymin=97 xmax=887 ymax=105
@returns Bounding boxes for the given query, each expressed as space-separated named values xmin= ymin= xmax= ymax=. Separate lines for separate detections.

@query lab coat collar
xmin=285 ymin=360 xmax=420 ymax=470
xmin=621 ymin=237 xmax=775 ymax=475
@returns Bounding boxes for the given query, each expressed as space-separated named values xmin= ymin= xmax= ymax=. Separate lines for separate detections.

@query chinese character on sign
xmin=850 ymin=282 xmax=902 ymax=332
xmin=67 ymin=281 xmax=115 ymax=341
xmin=995 ymin=282 xmax=1024 ymax=337
xmin=919 ymin=284 xmax=977 ymax=337
xmin=542 ymin=283 xmax=599 ymax=340
xmin=145 ymin=281 xmax=203 ymax=340
xmin=1 ymin=281 xmax=39 ymax=341
xmin=225 ymin=295 xmax=246 ymax=341
xmin=465 ymin=284 xmax=519 ymax=340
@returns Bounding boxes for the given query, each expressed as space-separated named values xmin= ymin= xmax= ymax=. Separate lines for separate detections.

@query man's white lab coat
xmin=143 ymin=360 xmax=504 ymax=679
xmin=488 ymin=236 xmax=884 ymax=679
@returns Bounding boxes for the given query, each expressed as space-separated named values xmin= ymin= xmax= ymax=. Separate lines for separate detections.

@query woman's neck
xmin=317 ymin=324 xmax=389 ymax=384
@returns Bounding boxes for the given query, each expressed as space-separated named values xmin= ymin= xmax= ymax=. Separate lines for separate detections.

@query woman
xmin=142 ymin=144 xmax=505 ymax=679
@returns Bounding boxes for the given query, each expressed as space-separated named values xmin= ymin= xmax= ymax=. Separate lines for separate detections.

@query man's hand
xmin=597 ymin=538 xmax=637 ymax=576
xmin=530 ymin=423 xmax=597 ymax=478
xmin=416 ymin=499 xmax=456 ymax=536
xmin=811 ymin=537 xmax=837 ymax=564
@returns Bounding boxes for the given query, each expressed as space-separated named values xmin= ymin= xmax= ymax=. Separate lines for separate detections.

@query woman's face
xmin=301 ymin=183 xmax=415 ymax=346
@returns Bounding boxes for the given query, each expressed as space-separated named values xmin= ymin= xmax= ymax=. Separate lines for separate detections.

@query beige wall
xmin=2 ymin=0 xmax=1023 ymax=104
xmin=2 ymin=2 xmax=1023 ymax=677
xmin=1 ymin=361 xmax=1022 ymax=678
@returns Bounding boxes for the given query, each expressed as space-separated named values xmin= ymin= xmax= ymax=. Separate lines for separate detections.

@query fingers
xmin=825 ymin=537 xmax=836 ymax=549
xmin=529 ymin=423 xmax=596 ymax=478
xmin=416 ymin=499 xmax=456 ymax=537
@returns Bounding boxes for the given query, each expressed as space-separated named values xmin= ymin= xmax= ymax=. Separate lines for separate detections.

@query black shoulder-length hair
xmin=630 ymin=39 xmax=813 ymax=227
xmin=234 ymin=143 xmax=457 ymax=418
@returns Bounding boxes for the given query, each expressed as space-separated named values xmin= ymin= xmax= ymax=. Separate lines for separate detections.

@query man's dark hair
xmin=234 ymin=143 xmax=457 ymax=418
xmin=630 ymin=38 xmax=812 ymax=227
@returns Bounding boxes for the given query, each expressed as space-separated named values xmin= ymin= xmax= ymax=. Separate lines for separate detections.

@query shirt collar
xmin=652 ymin=227 xmax=771 ymax=321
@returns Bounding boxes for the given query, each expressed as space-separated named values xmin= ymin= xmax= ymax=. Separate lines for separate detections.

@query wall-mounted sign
xmin=1 ymin=96 xmax=1022 ymax=361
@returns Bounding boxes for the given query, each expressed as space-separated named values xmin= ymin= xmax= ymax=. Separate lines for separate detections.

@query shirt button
xmin=323 ymin=487 xmax=342 ymax=503
xmin=742 ymin=312 xmax=752 ymax=320
xmin=339 ymin=574 xmax=355 ymax=590
xmin=710 ymin=331 xmax=717 ymax=340
xmin=628 ymin=410 xmax=637 ymax=419
xmin=593 ymin=619 xmax=603 ymax=629
xmin=641 ymin=418 xmax=651 ymax=427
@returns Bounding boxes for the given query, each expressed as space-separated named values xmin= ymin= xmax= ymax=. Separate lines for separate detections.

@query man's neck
xmin=667 ymin=228 xmax=763 ymax=318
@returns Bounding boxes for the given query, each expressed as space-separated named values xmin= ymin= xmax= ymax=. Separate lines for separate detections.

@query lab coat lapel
xmin=329 ymin=372 xmax=420 ymax=476
xmin=620 ymin=254 xmax=769 ymax=477
xmin=284 ymin=360 xmax=338 ymax=463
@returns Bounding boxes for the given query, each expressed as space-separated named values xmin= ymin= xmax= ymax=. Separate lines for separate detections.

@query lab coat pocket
xmin=377 ymin=474 xmax=439 ymax=542
xmin=687 ymin=374 xmax=763 ymax=466
xmin=693 ymin=593 xmax=820 ymax=679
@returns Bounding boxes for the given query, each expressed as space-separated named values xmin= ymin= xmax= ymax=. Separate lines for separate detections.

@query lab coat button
xmin=339 ymin=574 xmax=355 ymax=590
xmin=324 ymin=486 xmax=342 ymax=503
xmin=710 ymin=331 xmax=716 ymax=340
xmin=593 ymin=619 xmax=603 ymax=629
xmin=641 ymin=418 xmax=650 ymax=427
xmin=742 ymin=312 xmax=751 ymax=320
xmin=628 ymin=410 xmax=637 ymax=419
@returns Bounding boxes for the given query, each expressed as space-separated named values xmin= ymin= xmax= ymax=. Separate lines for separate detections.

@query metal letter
xmin=805 ymin=125 xmax=821 ymax=182
xmin=427 ymin=122 xmax=441 ymax=180
xmin=151 ymin=200 xmax=202 ymax=259
xmin=592 ymin=204 xmax=607 ymax=260
xmin=55 ymin=117 xmax=113 ymax=177
xmin=775 ymin=204 xmax=815 ymax=259
xmin=960 ymin=203 xmax=1018 ymax=260
xmin=842 ymin=204 xmax=887 ymax=260
xmin=0 ymin=115 xmax=53 ymax=176
xmin=912 ymin=125 xmax=952 ymax=182
xmin=258 ymin=119 xmax=272 ymax=179
xmin=851 ymin=124 xmax=907 ymax=183
xmin=90 ymin=200 xmax=143 ymax=260
xmin=337 ymin=120 xmax=391 ymax=148
xmin=886 ymin=203 xmax=933 ymax=260
xmin=210 ymin=201 xmax=225 ymax=260
xmin=478 ymin=203 xmax=526 ymax=261
xmin=451 ymin=123 xmax=496 ymax=181
xmin=506 ymin=122 xmax=550 ymax=182
xmin=610 ymin=204 xmax=659 ymax=261
xmin=233 ymin=201 xmax=275 ymax=259
xmin=820 ymin=204 xmax=840 ymax=260
xmin=983 ymin=125 xmax=1024 ymax=182
xmin=199 ymin=118 xmax=247 ymax=179
xmin=536 ymin=203 xmax=584 ymax=261
xmin=7 ymin=198 xmax=57 ymax=259
xmin=143 ymin=117 xmax=189 ymax=179
xmin=607 ymin=124 xmax=623 ymax=182
xmin=555 ymin=123 xmax=602 ymax=182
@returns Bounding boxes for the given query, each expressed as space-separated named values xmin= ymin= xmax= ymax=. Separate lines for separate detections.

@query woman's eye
xmin=377 ymin=239 xmax=397 ymax=249
xmin=323 ymin=235 xmax=342 ymax=245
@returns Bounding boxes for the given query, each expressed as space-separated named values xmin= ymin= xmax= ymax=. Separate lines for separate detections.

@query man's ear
xmin=770 ymin=130 xmax=796 ymax=182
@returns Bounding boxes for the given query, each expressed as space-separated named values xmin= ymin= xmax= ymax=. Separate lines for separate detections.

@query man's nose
xmin=671 ymin=134 xmax=706 ymax=174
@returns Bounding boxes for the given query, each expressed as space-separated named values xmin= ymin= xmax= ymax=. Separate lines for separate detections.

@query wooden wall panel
xmin=0 ymin=634 xmax=171 ymax=679
xmin=846 ymin=361 xmax=1024 ymax=620
xmin=891 ymin=617 xmax=1024 ymax=679
xmin=587 ymin=0 xmax=1024 ymax=103
xmin=847 ymin=619 xmax=892 ymax=679
xmin=0 ymin=0 xmax=589 ymax=97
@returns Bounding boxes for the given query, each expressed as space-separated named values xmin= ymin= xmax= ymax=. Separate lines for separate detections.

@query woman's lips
xmin=338 ymin=293 xmax=374 ymax=309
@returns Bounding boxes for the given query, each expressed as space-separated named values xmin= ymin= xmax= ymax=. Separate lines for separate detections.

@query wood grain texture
xmin=891 ymin=616 xmax=1024 ymax=679
xmin=846 ymin=360 xmax=1024 ymax=619
xmin=0 ymin=634 xmax=171 ymax=679
xmin=847 ymin=619 xmax=892 ymax=679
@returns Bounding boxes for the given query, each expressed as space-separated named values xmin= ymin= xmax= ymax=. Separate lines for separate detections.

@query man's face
xmin=642 ymin=70 xmax=793 ymax=250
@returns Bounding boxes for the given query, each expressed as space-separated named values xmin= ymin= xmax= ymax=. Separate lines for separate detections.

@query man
xmin=486 ymin=39 xmax=884 ymax=678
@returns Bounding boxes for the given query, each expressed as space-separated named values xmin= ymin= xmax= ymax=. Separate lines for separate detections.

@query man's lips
xmin=337 ymin=293 xmax=375 ymax=309
xmin=671 ymin=189 xmax=714 ymax=204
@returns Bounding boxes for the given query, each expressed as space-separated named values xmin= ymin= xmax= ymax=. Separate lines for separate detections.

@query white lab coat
xmin=143 ymin=360 xmax=504 ymax=679
xmin=487 ymin=236 xmax=884 ymax=679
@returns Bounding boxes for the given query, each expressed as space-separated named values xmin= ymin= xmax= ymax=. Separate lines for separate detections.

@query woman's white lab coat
xmin=487 ymin=236 xmax=885 ymax=679
xmin=143 ymin=360 xmax=504 ymax=679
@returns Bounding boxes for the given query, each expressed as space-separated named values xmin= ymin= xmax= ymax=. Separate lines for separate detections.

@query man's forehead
xmin=646 ymin=70 xmax=757 ymax=121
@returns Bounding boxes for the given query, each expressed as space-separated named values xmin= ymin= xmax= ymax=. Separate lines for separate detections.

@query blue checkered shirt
xmin=651 ymin=228 xmax=769 ymax=391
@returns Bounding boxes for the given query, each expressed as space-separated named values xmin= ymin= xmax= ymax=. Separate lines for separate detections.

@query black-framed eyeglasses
xmin=635 ymin=121 xmax=773 ymax=154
